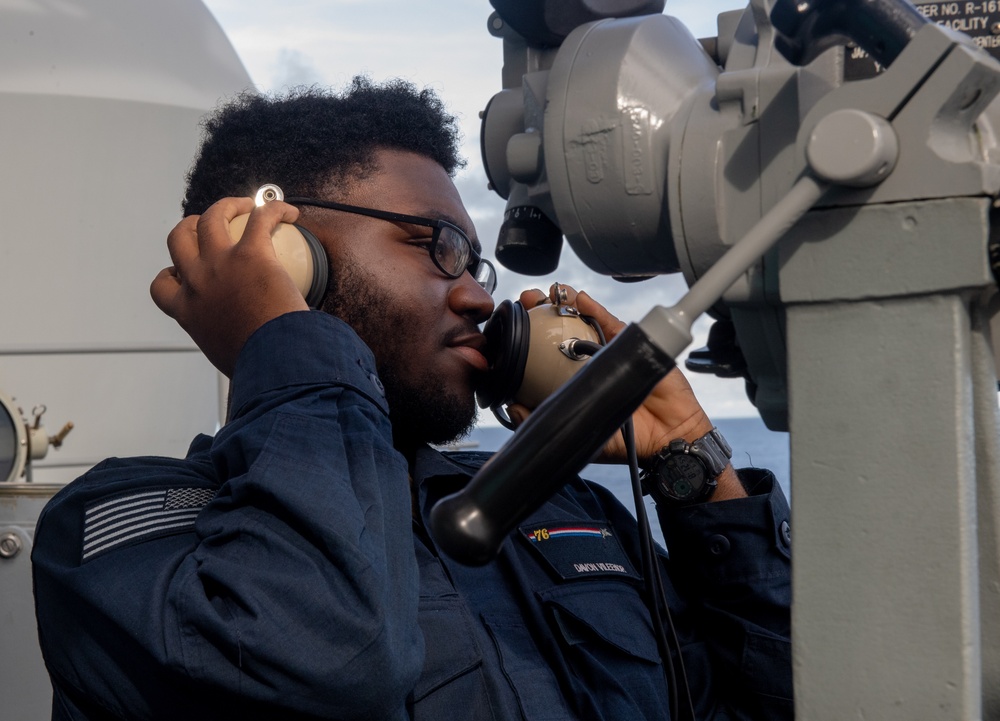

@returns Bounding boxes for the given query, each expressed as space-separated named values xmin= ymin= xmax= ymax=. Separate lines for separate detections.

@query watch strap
xmin=691 ymin=427 xmax=732 ymax=478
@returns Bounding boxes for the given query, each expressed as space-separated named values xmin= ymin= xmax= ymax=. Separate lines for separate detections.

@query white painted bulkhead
xmin=0 ymin=2 xmax=253 ymax=716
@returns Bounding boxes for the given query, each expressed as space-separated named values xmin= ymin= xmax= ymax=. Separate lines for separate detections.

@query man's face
xmin=302 ymin=149 xmax=495 ymax=445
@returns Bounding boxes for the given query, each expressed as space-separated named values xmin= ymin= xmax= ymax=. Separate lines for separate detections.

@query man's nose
xmin=451 ymin=268 xmax=495 ymax=324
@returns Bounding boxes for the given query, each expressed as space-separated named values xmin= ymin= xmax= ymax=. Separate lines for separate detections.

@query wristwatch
xmin=642 ymin=427 xmax=732 ymax=505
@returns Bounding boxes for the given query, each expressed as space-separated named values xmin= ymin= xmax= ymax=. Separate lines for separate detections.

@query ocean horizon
xmin=460 ymin=416 xmax=790 ymax=545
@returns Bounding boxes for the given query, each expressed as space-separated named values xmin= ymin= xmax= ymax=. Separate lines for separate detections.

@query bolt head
xmin=0 ymin=532 xmax=22 ymax=559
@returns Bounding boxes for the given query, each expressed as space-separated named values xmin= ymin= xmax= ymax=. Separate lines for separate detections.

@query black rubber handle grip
xmin=429 ymin=323 xmax=676 ymax=565
xmin=770 ymin=0 xmax=928 ymax=67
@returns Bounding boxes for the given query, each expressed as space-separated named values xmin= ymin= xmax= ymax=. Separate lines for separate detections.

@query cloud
xmin=665 ymin=0 xmax=744 ymax=38
xmin=269 ymin=48 xmax=323 ymax=90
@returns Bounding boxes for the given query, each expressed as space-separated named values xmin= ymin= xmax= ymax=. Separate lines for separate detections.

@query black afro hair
xmin=182 ymin=77 xmax=464 ymax=216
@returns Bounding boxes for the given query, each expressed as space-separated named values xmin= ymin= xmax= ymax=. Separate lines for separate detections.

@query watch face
xmin=661 ymin=454 xmax=705 ymax=501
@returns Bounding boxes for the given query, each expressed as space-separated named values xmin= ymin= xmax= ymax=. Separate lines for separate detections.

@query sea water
xmin=463 ymin=416 xmax=790 ymax=546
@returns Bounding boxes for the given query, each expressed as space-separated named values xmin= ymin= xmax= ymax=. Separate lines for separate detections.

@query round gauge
xmin=0 ymin=390 xmax=26 ymax=484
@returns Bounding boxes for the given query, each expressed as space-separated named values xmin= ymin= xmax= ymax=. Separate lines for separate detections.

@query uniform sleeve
xmin=657 ymin=469 xmax=793 ymax=719
xmin=32 ymin=311 xmax=421 ymax=721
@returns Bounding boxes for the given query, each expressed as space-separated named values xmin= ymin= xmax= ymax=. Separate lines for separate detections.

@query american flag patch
xmin=82 ymin=486 xmax=216 ymax=562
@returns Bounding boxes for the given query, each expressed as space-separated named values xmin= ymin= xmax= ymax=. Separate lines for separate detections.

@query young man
xmin=32 ymin=79 xmax=792 ymax=720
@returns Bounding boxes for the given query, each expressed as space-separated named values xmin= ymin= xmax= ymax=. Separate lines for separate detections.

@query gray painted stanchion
xmin=971 ymin=300 xmax=1000 ymax=718
xmin=781 ymin=198 xmax=996 ymax=719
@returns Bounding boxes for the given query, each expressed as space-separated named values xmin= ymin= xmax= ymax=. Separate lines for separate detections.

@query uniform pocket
xmin=536 ymin=581 xmax=670 ymax=718
xmin=482 ymin=611 xmax=576 ymax=721
xmin=742 ymin=630 xmax=793 ymax=703
xmin=411 ymin=596 xmax=488 ymax=708
xmin=538 ymin=582 xmax=660 ymax=663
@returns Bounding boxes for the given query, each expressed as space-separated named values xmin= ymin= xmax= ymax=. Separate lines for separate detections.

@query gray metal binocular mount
xmin=431 ymin=0 xmax=1000 ymax=716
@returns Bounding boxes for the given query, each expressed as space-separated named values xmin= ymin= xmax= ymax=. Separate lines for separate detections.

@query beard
xmin=321 ymin=262 xmax=479 ymax=446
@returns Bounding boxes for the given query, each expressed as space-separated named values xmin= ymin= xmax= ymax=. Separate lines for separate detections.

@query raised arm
xmin=32 ymin=201 xmax=422 ymax=720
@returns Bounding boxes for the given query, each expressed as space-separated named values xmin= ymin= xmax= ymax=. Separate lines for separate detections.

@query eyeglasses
xmin=284 ymin=196 xmax=498 ymax=295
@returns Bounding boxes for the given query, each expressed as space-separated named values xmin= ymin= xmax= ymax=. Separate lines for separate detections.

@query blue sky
xmin=199 ymin=0 xmax=757 ymax=421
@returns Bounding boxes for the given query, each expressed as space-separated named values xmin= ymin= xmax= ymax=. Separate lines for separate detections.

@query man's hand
xmin=150 ymin=197 xmax=310 ymax=377
xmin=512 ymin=284 xmax=745 ymax=502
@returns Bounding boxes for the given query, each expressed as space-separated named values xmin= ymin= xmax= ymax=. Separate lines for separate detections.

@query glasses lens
xmin=475 ymin=259 xmax=498 ymax=295
xmin=434 ymin=225 xmax=470 ymax=277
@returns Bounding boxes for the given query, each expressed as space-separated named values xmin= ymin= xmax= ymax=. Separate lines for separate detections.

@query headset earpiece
xmin=228 ymin=214 xmax=329 ymax=309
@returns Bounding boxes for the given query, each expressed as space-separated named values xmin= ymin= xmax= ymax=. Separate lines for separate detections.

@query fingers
xmin=518 ymin=288 xmax=547 ymax=308
xmin=187 ymin=197 xmax=300 ymax=261
xmin=518 ymin=284 xmax=583 ymax=309
xmin=147 ymin=194 xmax=311 ymax=378
xmin=150 ymin=265 xmax=182 ymax=319
xmin=574 ymin=290 xmax=626 ymax=338
xmin=152 ymin=195 xmax=305 ymax=328
xmin=166 ymin=214 xmax=200 ymax=270
xmin=158 ymin=214 xmax=201 ymax=318
xmin=159 ymin=196 xmax=303 ymax=290
xmin=190 ymin=197 xmax=253 ymax=254
xmin=235 ymin=199 xmax=300 ymax=254
xmin=521 ymin=282 xmax=628 ymax=342
xmin=505 ymin=403 xmax=529 ymax=427
xmin=194 ymin=196 xmax=273 ymax=254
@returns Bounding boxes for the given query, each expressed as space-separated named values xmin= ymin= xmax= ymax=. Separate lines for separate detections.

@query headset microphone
xmin=476 ymin=294 xmax=603 ymax=427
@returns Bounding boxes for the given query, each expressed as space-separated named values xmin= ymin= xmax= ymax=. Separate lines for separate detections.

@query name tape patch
xmin=519 ymin=520 xmax=639 ymax=581
xmin=82 ymin=486 xmax=215 ymax=563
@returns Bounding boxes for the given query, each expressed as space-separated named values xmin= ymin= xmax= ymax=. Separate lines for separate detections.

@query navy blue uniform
xmin=32 ymin=311 xmax=792 ymax=720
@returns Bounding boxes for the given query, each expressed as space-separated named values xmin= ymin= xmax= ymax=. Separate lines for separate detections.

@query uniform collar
xmin=412 ymin=445 xmax=491 ymax=482
xmin=412 ymin=445 xmax=496 ymax=527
